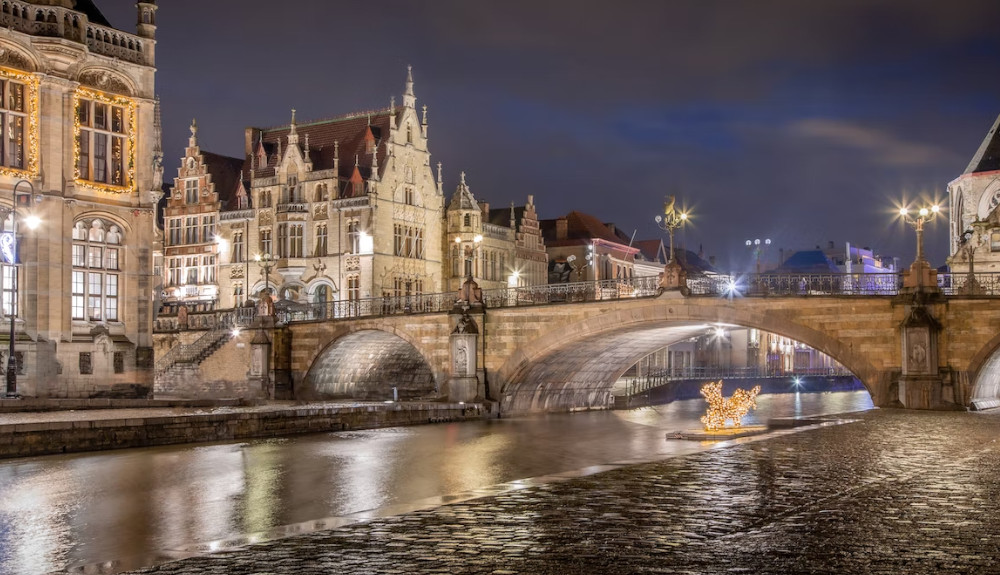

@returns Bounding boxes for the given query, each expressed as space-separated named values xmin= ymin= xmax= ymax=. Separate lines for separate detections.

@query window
xmin=291 ymin=224 xmax=304 ymax=257
xmin=202 ymin=256 xmax=216 ymax=284
xmin=347 ymin=220 xmax=360 ymax=254
xmin=315 ymin=224 xmax=327 ymax=257
xmin=184 ymin=179 xmax=198 ymax=204
xmin=77 ymin=96 xmax=128 ymax=186
xmin=167 ymin=218 xmax=181 ymax=246
xmin=464 ymin=214 xmax=471 ymax=227
xmin=993 ymin=232 xmax=1000 ymax=252
xmin=259 ymin=228 xmax=272 ymax=257
xmin=184 ymin=216 xmax=198 ymax=244
xmin=393 ymin=224 xmax=424 ymax=259
xmin=277 ymin=224 xmax=287 ymax=258
xmin=201 ymin=215 xmax=215 ymax=244
xmin=2 ymin=263 xmax=15 ymax=317
xmin=347 ymin=275 xmax=360 ymax=301
xmin=258 ymin=189 xmax=271 ymax=208
xmin=167 ymin=257 xmax=181 ymax=287
xmin=0 ymin=78 xmax=26 ymax=169
xmin=287 ymin=174 xmax=300 ymax=203
xmin=71 ymin=218 xmax=122 ymax=321
xmin=232 ymin=232 xmax=244 ymax=263
xmin=233 ymin=282 xmax=244 ymax=306
xmin=404 ymin=187 xmax=414 ymax=205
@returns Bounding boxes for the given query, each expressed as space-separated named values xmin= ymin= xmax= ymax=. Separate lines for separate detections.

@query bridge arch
xmin=966 ymin=332 xmax=1000 ymax=408
xmin=300 ymin=328 xmax=438 ymax=401
xmin=494 ymin=299 xmax=885 ymax=414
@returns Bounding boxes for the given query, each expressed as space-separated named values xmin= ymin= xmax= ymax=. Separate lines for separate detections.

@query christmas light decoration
xmin=0 ymin=67 xmax=39 ymax=179
xmin=700 ymin=380 xmax=761 ymax=431
xmin=72 ymin=87 xmax=137 ymax=194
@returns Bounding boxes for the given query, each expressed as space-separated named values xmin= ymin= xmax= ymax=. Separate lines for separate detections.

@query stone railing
xmin=85 ymin=24 xmax=146 ymax=65
xmin=220 ymin=209 xmax=254 ymax=222
xmin=332 ymin=196 xmax=370 ymax=209
xmin=276 ymin=202 xmax=308 ymax=213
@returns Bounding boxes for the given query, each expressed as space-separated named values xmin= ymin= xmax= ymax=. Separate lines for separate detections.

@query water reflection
xmin=0 ymin=391 xmax=873 ymax=574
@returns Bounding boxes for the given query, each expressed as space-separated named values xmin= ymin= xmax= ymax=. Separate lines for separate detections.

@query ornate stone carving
xmin=345 ymin=256 xmax=360 ymax=271
xmin=78 ymin=70 xmax=134 ymax=96
xmin=313 ymin=204 xmax=328 ymax=220
xmin=230 ymin=267 xmax=245 ymax=279
xmin=258 ymin=210 xmax=273 ymax=226
xmin=0 ymin=46 xmax=33 ymax=72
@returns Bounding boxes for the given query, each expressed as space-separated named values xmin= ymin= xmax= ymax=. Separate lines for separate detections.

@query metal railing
xmin=689 ymin=272 xmax=1000 ymax=297
xmin=153 ymin=307 xmax=257 ymax=374
xmin=276 ymin=276 xmax=662 ymax=323
xmin=154 ymin=271 xmax=1000 ymax=330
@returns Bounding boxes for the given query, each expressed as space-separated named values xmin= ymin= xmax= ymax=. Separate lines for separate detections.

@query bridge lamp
xmin=507 ymin=270 xmax=520 ymax=287
xmin=793 ymin=376 xmax=802 ymax=387
xmin=898 ymin=202 xmax=941 ymax=266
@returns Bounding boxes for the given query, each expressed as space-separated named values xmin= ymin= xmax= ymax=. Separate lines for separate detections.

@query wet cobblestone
xmin=122 ymin=410 xmax=1000 ymax=574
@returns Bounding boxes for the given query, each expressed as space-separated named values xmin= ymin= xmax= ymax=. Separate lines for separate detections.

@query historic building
xmin=947 ymin=113 xmax=1000 ymax=274
xmin=0 ymin=1 xmax=159 ymax=398
xmin=541 ymin=211 xmax=641 ymax=283
xmin=162 ymin=69 xmax=447 ymax=312
xmin=443 ymin=173 xmax=547 ymax=292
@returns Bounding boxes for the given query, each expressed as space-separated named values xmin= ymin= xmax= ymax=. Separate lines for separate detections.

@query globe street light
xmin=6 ymin=179 xmax=36 ymax=398
xmin=745 ymin=238 xmax=771 ymax=274
xmin=898 ymin=202 xmax=940 ymax=291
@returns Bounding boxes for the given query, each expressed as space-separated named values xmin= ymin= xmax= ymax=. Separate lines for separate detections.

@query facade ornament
xmin=189 ymin=118 xmax=197 ymax=147
xmin=0 ymin=46 xmax=32 ymax=72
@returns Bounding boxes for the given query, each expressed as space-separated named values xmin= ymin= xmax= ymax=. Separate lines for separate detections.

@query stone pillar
xmin=248 ymin=319 xmax=273 ymax=399
xmin=898 ymin=300 xmax=950 ymax=409
xmin=449 ymin=330 xmax=479 ymax=402
xmin=658 ymin=261 xmax=689 ymax=295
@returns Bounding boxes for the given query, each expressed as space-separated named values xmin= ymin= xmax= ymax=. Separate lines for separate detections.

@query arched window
xmin=71 ymin=217 xmax=122 ymax=322
xmin=463 ymin=214 xmax=471 ymax=227
xmin=313 ymin=285 xmax=329 ymax=304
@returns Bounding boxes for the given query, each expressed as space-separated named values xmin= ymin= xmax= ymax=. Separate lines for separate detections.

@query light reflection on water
xmin=0 ymin=391 xmax=873 ymax=574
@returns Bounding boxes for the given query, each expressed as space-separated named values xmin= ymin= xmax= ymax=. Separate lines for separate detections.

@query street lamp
xmin=254 ymin=252 xmax=274 ymax=305
xmin=745 ymin=238 xmax=771 ymax=274
xmin=5 ymin=179 xmax=36 ymax=398
xmin=898 ymin=203 xmax=940 ymax=291
xmin=654 ymin=196 xmax=689 ymax=264
xmin=898 ymin=204 xmax=940 ymax=265
xmin=958 ymin=220 xmax=986 ymax=294
xmin=456 ymin=234 xmax=482 ymax=279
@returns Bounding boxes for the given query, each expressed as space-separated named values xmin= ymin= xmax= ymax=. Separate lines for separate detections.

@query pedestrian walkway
xmin=112 ymin=409 xmax=1000 ymax=575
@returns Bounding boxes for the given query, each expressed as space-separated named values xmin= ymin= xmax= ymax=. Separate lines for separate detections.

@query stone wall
xmin=1 ymin=402 xmax=484 ymax=459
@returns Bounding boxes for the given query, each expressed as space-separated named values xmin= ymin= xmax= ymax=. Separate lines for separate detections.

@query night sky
xmin=102 ymin=1 xmax=1000 ymax=271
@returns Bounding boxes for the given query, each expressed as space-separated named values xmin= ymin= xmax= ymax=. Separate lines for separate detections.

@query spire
xmin=153 ymin=96 xmax=162 ymax=156
xmin=422 ymin=105 xmax=428 ymax=126
xmin=371 ymin=145 xmax=379 ymax=181
xmin=287 ymin=108 xmax=299 ymax=146
xmin=188 ymin=118 xmax=197 ymax=148
xmin=333 ymin=140 xmax=340 ymax=175
xmin=403 ymin=65 xmax=416 ymax=108
xmin=510 ymin=201 xmax=516 ymax=229
xmin=436 ymin=162 xmax=443 ymax=194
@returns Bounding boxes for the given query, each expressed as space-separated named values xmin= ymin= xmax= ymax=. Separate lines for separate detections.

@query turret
xmin=137 ymin=1 xmax=157 ymax=39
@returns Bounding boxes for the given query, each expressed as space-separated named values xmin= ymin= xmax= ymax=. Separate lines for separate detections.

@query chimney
xmin=556 ymin=218 xmax=568 ymax=240
xmin=480 ymin=202 xmax=490 ymax=217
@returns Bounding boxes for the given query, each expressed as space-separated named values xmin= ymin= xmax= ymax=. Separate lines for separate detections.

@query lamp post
xmin=654 ymin=196 xmax=689 ymax=264
xmin=5 ymin=179 xmax=36 ymax=398
xmin=254 ymin=252 xmax=274 ymax=309
xmin=745 ymin=238 xmax=771 ymax=274
xmin=898 ymin=203 xmax=940 ymax=290
xmin=958 ymin=220 xmax=986 ymax=294
xmin=456 ymin=234 xmax=482 ymax=280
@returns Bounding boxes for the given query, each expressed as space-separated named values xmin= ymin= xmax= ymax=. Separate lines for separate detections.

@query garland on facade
xmin=0 ymin=67 xmax=39 ymax=179
xmin=72 ymin=87 xmax=137 ymax=195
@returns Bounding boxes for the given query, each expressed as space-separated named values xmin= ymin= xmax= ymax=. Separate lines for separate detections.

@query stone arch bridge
xmin=274 ymin=275 xmax=1000 ymax=415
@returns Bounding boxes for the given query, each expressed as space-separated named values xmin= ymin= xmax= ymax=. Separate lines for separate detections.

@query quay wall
xmin=0 ymin=402 xmax=485 ymax=459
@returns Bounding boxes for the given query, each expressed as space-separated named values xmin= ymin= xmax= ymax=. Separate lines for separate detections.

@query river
xmin=0 ymin=390 xmax=873 ymax=574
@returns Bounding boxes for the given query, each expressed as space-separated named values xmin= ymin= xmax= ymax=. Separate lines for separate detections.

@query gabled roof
xmin=634 ymin=239 xmax=666 ymax=264
xmin=251 ymin=108 xmax=392 ymax=180
xmin=773 ymin=250 xmax=842 ymax=273
xmin=964 ymin=113 xmax=1000 ymax=174
xmin=448 ymin=175 xmax=479 ymax=212
xmin=202 ymin=151 xmax=245 ymax=209
xmin=540 ymin=211 xmax=629 ymax=246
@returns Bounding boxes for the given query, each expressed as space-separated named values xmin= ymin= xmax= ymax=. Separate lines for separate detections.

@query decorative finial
xmin=422 ymin=105 xmax=428 ymax=125
xmin=436 ymin=162 xmax=442 ymax=185
xmin=304 ymin=133 xmax=310 ymax=153
xmin=403 ymin=65 xmax=416 ymax=108
xmin=188 ymin=118 xmax=198 ymax=147
xmin=355 ymin=154 xmax=359 ymax=167
xmin=460 ymin=171 xmax=466 ymax=186
xmin=390 ymin=95 xmax=395 ymax=111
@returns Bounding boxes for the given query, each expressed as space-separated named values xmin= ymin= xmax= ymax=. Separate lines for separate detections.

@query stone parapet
xmin=0 ymin=402 xmax=484 ymax=459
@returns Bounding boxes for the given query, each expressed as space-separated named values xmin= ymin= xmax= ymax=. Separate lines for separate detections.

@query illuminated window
xmin=0 ymin=77 xmax=26 ymax=169
xmin=76 ymin=96 xmax=128 ymax=186
xmin=71 ymin=217 xmax=122 ymax=321
xmin=167 ymin=218 xmax=181 ymax=246
xmin=347 ymin=220 xmax=360 ymax=254
xmin=259 ymin=228 xmax=271 ymax=256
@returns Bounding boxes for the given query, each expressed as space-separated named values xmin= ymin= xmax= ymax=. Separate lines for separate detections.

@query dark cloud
xmin=100 ymin=0 xmax=1000 ymax=269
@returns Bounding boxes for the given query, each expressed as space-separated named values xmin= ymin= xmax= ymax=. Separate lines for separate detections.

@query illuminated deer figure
xmin=700 ymin=380 xmax=762 ymax=431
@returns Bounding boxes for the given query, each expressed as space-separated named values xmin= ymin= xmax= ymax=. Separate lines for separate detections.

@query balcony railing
xmin=689 ymin=272 xmax=1000 ymax=297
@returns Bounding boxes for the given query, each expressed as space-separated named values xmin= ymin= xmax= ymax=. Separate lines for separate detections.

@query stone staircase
xmin=154 ymin=309 xmax=256 ymax=395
